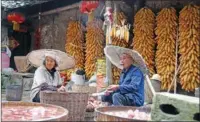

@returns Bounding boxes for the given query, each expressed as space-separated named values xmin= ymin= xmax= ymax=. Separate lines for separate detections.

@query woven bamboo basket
xmin=95 ymin=105 xmax=151 ymax=121
xmin=2 ymin=101 xmax=68 ymax=121
xmin=40 ymin=91 xmax=89 ymax=121
xmin=72 ymin=85 xmax=97 ymax=94
xmin=14 ymin=56 xmax=31 ymax=73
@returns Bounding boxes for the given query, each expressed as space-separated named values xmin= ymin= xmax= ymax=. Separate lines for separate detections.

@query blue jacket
xmin=117 ymin=65 xmax=144 ymax=106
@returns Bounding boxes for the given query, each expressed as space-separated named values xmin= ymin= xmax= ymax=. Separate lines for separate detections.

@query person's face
xmin=120 ymin=53 xmax=133 ymax=69
xmin=45 ymin=56 xmax=56 ymax=70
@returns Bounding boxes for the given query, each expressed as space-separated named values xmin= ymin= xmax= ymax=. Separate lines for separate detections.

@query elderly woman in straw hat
xmin=29 ymin=49 xmax=75 ymax=102
xmin=102 ymin=45 xmax=147 ymax=106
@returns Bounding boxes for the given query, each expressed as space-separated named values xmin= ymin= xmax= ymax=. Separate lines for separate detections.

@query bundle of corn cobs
xmin=110 ymin=18 xmax=130 ymax=43
xmin=110 ymin=25 xmax=130 ymax=44
xmin=65 ymin=21 xmax=85 ymax=79
xmin=132 ymin=8 xmax=156 ymax=77
xmin=110 ymin=12 xmax=130 ymax=44
xmin=111 ymin=12 xmax=129 ymax=84
xmin=178 ymin=5 xmax=200 ymax=91
xmin=155 ymin=8 xmax=178 ymax=90
xmin=85 ymin=19 xmax=105 ymax=79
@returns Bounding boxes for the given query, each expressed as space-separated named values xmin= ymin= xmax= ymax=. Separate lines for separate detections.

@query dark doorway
xmin=9 ymin=29 xmax=31 ymax=70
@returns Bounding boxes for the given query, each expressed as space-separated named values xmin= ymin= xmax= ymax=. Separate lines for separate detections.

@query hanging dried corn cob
xmin=116 ymin=12 xmax=127 ymax=26
xmin=111 ymin=12 xmax=129 ymax=84
xmin=155 ymin=7 xmax=178 ymax=90
xmin=85 ymin=19 xmax=105 ymax=79
xmin=179 ymin=5 xmax=200 ymax=91
xmin=132 ymin=7 xmax=156 ymax=77
xmin=110 ymin=11 xmax=130 ymax=44
xmin=65 ymin=21 xmax=85 ymax=79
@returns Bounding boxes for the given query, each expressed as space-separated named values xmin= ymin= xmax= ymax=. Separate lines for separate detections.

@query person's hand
xmin=105 ymin=90 xmax=113 ymax=96
xmin=107 ymin=85 xmax=119 ymax=91
xmin=57 ymin=85 xmax=66 ymax=92
xmin=104 ymin=85 xmax=119 ymax=96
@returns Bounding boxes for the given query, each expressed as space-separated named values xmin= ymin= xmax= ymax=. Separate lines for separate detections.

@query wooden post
xmin=113 ymin=3 xmax=118 ymax=24
xmin=104 ymin=1 xmax=113 ymax=85
xmin=88 ymin=11 xmax=94 ymax=22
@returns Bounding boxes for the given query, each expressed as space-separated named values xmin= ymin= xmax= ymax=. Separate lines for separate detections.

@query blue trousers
xmin=101 ymin=92 xmax=133 ymax=106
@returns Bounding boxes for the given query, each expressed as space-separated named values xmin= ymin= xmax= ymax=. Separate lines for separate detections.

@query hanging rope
xmin=168 ymin=29 xmax=180 ymax=93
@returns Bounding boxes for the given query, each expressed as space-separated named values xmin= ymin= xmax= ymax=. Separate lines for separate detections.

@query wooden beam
xmin=146 ymin=0 xmax=198 ymax=2
xmin=30 ymin=2 xmax=80 ymax=18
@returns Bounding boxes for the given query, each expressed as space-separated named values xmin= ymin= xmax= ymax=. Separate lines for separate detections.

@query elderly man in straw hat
xmin=29 ymin=49 xmax=75 ymax=102
xmin=102 ymin=45 xmax=146 ymax=106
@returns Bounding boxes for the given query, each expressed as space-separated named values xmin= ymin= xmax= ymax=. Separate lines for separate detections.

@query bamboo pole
xmin=174 ymin=29 xmax=179 ymax=94
xmin=168 ymin=29 xmax=179 ymax=93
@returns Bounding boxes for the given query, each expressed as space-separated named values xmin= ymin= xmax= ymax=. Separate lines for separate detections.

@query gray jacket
xmin=30 ymin=65 xmax=62 ymax=100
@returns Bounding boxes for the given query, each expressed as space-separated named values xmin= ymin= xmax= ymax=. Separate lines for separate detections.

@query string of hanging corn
xmin=132 ymin=7 xmax=156 ymax=77
xmin=65 ymin=21 xmax=85 ymax=80
xmin=85 ymin=19 xmax=105 ymax=79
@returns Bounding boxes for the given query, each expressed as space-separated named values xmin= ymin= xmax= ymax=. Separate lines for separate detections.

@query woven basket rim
xmin=72 ymin=85 xmax=97 ymax=94
xmin=41 ymin=90 xmax=90 ymax=94
xmin=2 ymin=101 xmax=68 ymax=121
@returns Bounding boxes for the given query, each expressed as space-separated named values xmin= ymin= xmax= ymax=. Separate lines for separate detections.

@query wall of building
xmin=30 ymin=1 xmax=133 ymax=52
xmin=30 ymin=0 xmax=200 ymax=52
xmin=1 ymin=9 xmax=9 ymax=46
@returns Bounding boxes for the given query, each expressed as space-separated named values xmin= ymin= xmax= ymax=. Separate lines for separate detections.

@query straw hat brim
xmin=104 ymin=45 xmax=148 ymax=74
xmin=27 ymin=49 xmax=75 ymax=70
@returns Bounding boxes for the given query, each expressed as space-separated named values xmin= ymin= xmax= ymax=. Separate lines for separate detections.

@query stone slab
xmin=151 ymin=92 xmax=199 ymax=121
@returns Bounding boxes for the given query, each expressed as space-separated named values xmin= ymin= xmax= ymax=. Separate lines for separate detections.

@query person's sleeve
xmin=41 ymin=84 xmax=57 ymax=91
xmin=119 ymin=74 xmax=143 ymax=94
xmin=31 ymin=69 xmax=49 ymax=92
xmin=56 ymin=71 xmax=63 ymax=86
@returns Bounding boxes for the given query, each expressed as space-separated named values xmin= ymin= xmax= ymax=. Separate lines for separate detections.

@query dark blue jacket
xmin=117 ymin=65 xmax=144 ymax=106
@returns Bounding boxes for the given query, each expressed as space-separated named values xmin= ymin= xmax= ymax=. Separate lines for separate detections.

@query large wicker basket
xmin=95 ymin=105 xmax=151 ymax=121
xmin=40 ymin=91 xmax=89 ymax=121
xmin=2 ymin=101 xmax=68 ymax=121
xmin=85 ymin=111 xmax=95 ymax=121
xmin=14 ymin=56 xmax=31 ymax=72
xmin=72 ymin=85 xmax=97 ymax=94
